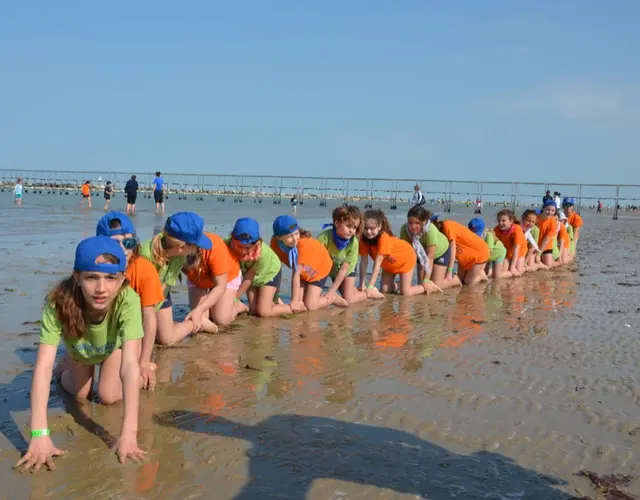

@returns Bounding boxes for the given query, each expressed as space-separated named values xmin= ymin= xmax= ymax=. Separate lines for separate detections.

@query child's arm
xmin=510 ymin=245 xmax=521 ymax=274
xmin=15 ymin=344 xmax=64 ymax=471
xmin=359 ymin=254 xmax=369 ymax=290
xmin=113 ymin=338 xmax=146 ymax=464
xmin=139 ymin=306 xmax=158 ymax=390
xmin=368 ymin=255 xmax=385 ymax=289
xmin=290 ymin=270 xmax=306 ymax=313
xmin=573 ymin=227 xmax=580 ymax=245
xmin=426 ymin=245 xmax=436 ymax=280
xmin=327 ymin=261 xmax=350 ymax=296
xmin=186 ymin=273 xmax=228 ymax=331
xmin=558 ymin=238 xmax=566 ymax=263
xmin=446 ymin=240 xmax=456 ymax=280
xmin=236 ymin=266 xmax=257 ymax=299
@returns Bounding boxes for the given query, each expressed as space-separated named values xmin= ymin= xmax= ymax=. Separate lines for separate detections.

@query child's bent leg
xmin=461 ymin=264 xmax=488 ymax=285
xmin=155 ymin=306 xmax=194 ymax=345
xmin=59 ymin=358 xmax=94 ymax=401
xmin=541 ymin=252 xmax=555 ymax=268
xmin=380 ymin=272 xmax=396 ymax=294
xmin=303 ymin=282 xmax=329 ymax=311
xmin=212 ymin=288 xmax=248 ymax=326
xmin=515 ymin=256 xmax=526 ymax=275
xmin=398 ymin=271 xmax=427 ymax=296
xmin=340 ymin=276 xmax=370 ymax=304
xmin=96 ymin=349 xmax=126 ymax=405
xmin=253 ymin=285 xmax=293 ymax=316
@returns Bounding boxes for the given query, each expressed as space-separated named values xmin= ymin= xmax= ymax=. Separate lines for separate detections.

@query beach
xmin=0 ymin=192 xmax=639 ymax=499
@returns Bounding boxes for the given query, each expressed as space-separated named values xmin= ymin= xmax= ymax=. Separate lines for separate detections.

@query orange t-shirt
xmin=558 ymin=223 xmax=570 ymax=247
xmin=567 ymin=212 xmax=583 ymax=230
xmin=493 ymin=224 xmax=527 ymax=260
xmin=126 ymin=256 xmax=164 ymax=308
xmin=358 ymin=232 xmax=415 ymax=275
xmin=537 ymin=217 xmax=558 ymax=251
xmin=271 ymin=236 xmax=333 ymax=283
xmin=81 ymin=184 xmax=90 ymax=196
xmin=184 ymin=232 xmax=240 ymax=289
xmin=441 ymin=220 xmax=490 ymax=271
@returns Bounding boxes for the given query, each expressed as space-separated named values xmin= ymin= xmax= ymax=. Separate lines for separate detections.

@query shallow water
xmin=1 ymin=192 xmax=639 ymax=499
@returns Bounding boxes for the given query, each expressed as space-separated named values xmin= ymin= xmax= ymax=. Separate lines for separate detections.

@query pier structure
xmin=1 ymin=169 xmax=639 ymax=219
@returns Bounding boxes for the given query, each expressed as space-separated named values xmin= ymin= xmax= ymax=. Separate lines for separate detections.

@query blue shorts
xmin=433 ymin=244 xmax=453 ymax=267
xmin=160 ymin=293 xmax=172 ymax=310
xmin=263 ymin=270 xmax=282 ymax=289
xmin=304 ymin=276 xmax=328 ymax=289
xmin=15 ymin=194 xmax=22 ymax=199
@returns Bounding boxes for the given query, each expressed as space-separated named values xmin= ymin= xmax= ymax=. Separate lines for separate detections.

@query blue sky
xmin=1 ymin=1 xmax=639 ymax=183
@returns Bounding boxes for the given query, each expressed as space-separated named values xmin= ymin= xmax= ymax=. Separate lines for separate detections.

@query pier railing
xmin=1 ymin=169 xmax=638 ymax=219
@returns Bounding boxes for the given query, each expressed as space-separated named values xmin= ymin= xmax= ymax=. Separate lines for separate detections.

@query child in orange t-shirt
xmin=80 ymin=180 xmax=92 ymax=209
xmin=270 ymin=215 xmax=348 ymax=313
xmin=96 ymin=211 xmax=164 ymax=390
xmin=562 ymin=197 xmax=583 ymax=251
xmin=183 ymin=231 xmax=248 ymax=328
xmin=434 ymin=217 xmax=489 ymax=285
xmin=359 ymin=209 xmax=441 ymax=295
xmin=521 ymin=209 xmax=548 ymax=272
xmin=494 ymin=209 xmax=527 ymax=276
xmin=538 ymin=201 xmax=559 ymax=268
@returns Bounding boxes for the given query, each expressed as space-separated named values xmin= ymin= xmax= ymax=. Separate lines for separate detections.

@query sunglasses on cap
xmin=121 ymin=237 xmax=138 ymax=250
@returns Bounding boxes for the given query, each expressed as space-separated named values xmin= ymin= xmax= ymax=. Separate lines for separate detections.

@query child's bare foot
xmin=234 ymin=300 xmax=249 ymax=315
xmin=201 ymin=317 xmax=219 ymax=334
xmin=327 ymin=294 xmax=349 ymax=308
xmin=366 ymin=287 xmax=385 ymax=300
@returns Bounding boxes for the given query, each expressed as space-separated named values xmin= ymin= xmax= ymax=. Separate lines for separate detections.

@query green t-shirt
xmin=316 ymin=228 xmax=359 ymax=278
xmin=485 ymin=232 xmax=507 ymax=262
xmin=529 ymin=226 xmax=540 ymax=245
xmin=399 ymin=223 xmax=449 ymax=259
xmin=234 ymin=240 xmax=282 ymax=288
xmin=139 ymin=236 xmax=185 ymax=295
xmin=39 ymin=286 xmax=143 ymax=366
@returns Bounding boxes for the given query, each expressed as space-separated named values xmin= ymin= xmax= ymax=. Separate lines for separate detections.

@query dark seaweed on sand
xmin=574 ymin=470 xmax=638 ymax=500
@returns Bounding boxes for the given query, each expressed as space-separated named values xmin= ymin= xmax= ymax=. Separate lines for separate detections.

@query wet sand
xmin=0 ymin=193 xmax=639 ymax=499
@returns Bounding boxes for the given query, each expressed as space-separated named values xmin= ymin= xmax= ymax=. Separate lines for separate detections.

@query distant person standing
xmin=103 ymin=181 xmax=114 ymax=211
xmin=80 ymin=180 xmax=92 ymax=209
xmin=290 ymin=194 xmax=298 ymax=216
xmin=542 ymin=190 xmax=553 ymax=205
xmin=153 ymin=171 xmax=165 ymax=215
xmin=597 ymin=200 xmax=603 ymax=214
xmin=411 ymin=185 xmax=426 ymax=206
xmin=13 ymin=177 xmax=23 ymax=205
xmin=124 ymin=175 xmax=138 ymax=215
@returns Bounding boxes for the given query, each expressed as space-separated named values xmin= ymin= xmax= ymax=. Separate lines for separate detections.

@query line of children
xmin=19 ymin=204 xmax=584 ymax=471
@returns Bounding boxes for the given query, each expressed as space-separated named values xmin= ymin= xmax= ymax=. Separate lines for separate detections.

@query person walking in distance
xmin=80 ymin=181 xmax=92 ymax=209
xmin=153 ymin=171 xmax=165 ymax=215
xmin=13 ymin=177 xmax=23 ymax=205
xmin=124 ymin=175 xmax=138 ymax=215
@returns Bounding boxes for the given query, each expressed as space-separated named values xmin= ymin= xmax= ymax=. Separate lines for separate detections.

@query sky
xmin=1 ymin=1 xmax=639 ymax=184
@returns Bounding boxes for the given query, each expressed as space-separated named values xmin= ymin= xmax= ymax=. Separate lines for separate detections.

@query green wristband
xmin=31 ymin=429 xmax=50 ymax=438
xmin=447 ymin=267 xmax=454 ymax=272
xmin=367 ymin=284 xmax=374 ymax=289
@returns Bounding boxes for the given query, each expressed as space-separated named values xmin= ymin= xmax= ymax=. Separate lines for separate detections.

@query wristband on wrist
xmin=366 ymin=284 xmax=374 ymax=289
xmin=31 ymin=429 xmax=50 ymax=438
xmin=447 ymin=267 xmax=454 ymax=273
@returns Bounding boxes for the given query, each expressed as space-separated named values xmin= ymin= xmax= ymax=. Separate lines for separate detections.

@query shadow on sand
xmin=155 ymin=410 xmax=579 ymax=499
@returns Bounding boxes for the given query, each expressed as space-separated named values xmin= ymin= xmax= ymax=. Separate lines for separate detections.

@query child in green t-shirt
xmin=317 ymin=206 xmax=384 ymax=303
xmin=226 ymin=217 xmax=294 ymax=317
xmin=16 ymin=236 xmax=146 ymax=472
xmin=468 ymin=218 xmax=512 ymax=279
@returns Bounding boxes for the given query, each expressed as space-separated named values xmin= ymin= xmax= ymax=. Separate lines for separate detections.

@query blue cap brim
xmin=196 ymin=233 xmax=212 ymax=250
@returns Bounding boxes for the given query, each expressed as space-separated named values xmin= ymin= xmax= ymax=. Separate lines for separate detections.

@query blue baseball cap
xmin=164 ymin=212 xmax=212 ymax=249
xmin=429 ymin=213 xmax=441 ymax=222
xmin=232 ymin=217 xmax=260 ymax=244
xmin=562 ymin=197 xmax=575 ymax=206
xmin=534 ymin=208 xmax=542 ymax=214
xmin=273 ymin=215 xmax=299 ymax=237
xmin=96 ymin=211 xmax=136 ymax=237
xmin=468 ymin=218 xmax=485 ymax=236
xmin=74 ymin=236 xmax=126 ymax=274
xmin=543 ymin=199 xmax=556 ymax=208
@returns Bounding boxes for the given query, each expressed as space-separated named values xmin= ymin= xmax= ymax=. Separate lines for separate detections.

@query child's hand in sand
xmin=140 ymin=362 xmax=157 ymax=391
xmin=15 ymin=436 xmax=65 ymax=472
xmin=365 ymin=287 xmax=385 ymax=300
xmin=422 ymin=281 xmax=443 ymax=295
xmin=112 ymin=433 xmax=147 ymax=465
xmin=291 ymin=301 xmax=307 ymax=314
